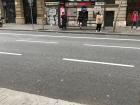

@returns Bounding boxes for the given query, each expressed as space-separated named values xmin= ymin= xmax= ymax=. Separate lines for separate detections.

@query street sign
xmin=95 ymin=2 xmax=105 ymax=6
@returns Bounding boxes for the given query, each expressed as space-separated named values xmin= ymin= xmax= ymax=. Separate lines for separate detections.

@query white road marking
xmin=84 ymin=44 xmax=140 ymax=50
xmin=0 ymin=52 xmax=22 ymax=56
xmin=1 ymin=33 xmax=140 ymax=42
xmin=63 ymin=58 xmax=135 ymax=68
xmin=16 ymin=40 xmax=58 ymax=44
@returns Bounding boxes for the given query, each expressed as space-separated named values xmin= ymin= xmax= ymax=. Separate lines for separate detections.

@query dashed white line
xmin=63 ymin=58 xmax=135 ymax=68
xmin=0 ymin=52 xmax=22 ymax=56
xmin=84 ymin=44 xmax=140 ymax=50
xmin=16 ymin=40 xmax=58 ymax=44
xmin=1 ymin=33 xmax=140 ymax=42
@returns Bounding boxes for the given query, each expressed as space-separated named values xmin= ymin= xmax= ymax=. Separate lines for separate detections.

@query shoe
xmin=96 ymin=30 xmax=98 ymax=32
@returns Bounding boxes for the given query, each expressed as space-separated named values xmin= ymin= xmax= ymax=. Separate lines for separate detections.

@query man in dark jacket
xmin=61 ymin=12 xmax=67 ymax=30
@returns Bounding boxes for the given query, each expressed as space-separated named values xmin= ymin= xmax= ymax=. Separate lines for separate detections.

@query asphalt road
xmin=0 ymin=30 xmax=140 ymax=105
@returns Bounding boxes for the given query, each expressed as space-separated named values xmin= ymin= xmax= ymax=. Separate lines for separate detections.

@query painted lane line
xmin=84 ymin=44 xmax=140 ymax=50
xmin=0 ymin=52 xmax=22 ymax=56
xmin=16 ymin=40 xmax=58 ymax=44
xmin=1 ymin=33 xmax=140 ymax=42
xmin=63 ymin=58 xmax=135 ymax=68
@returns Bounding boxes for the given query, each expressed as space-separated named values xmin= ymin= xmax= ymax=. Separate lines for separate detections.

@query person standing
xmin=96 ymin=12 xmax=103 ymax=32
xmin=78 ymin=9 xmax=88 ymax=29
xmin=61 ymin=12 xmax=67 ymax=30
xmin=78 ymin=11 xmax=83 ymax=29
xmin=131 ymin=11 xmax=139 ymax=30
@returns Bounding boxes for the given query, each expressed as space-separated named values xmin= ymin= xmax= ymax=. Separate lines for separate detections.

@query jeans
xmin=131 ymin=21 xmax=138 ymax=29
xmin=62 ymin=21 xmax=67 ymax=30
xmin=96 ymin=24 xmax=102 ymax=32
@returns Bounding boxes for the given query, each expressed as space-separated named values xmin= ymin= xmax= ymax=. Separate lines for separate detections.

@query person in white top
xmin=96 ymin=12 xmax=103 ymax=32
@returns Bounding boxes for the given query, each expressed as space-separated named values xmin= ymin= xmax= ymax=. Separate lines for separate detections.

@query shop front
xmin=45 ymin=0 xmax=59 ymax=25
xmin=64 ymin=0 xmax=96 ymax=27
xmin=44 ymin=0 xmax=105 ymax=27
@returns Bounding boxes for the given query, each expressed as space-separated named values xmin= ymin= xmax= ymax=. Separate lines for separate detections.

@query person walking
xmin=96 ymin=12 xmax=103 ymax=32
xmin=131 ymin=11 xmax=139 ymax=31
xmin=61 ymin=12 xmax=67 ymax=30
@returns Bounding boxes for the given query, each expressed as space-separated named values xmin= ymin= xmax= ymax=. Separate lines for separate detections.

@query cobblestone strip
xmin=0 ymin=88 xmax=86 ymax=105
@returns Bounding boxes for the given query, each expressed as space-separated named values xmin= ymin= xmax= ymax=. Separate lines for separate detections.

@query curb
xmin=38 ymin=30 xmax=140 ymax=36
xmin=0 ymin=28 xmax=140 ymax=36
xmin=0 ymin=28 xmax=37 ymax=32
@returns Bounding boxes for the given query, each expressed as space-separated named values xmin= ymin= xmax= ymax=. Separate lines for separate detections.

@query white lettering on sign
xmin=95 ymin=2 xmax=105 ymax=6
xmin=49 ymin=8 xmax=56 ymax=15
xmin=94 ymin=6 xmax=104 ymax=14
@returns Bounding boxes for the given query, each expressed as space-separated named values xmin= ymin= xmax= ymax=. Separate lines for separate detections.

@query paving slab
xmin=0 ymin=88 xmax=86 ymax=105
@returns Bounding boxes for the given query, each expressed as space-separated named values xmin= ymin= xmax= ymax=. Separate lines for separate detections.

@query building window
xmin=104 ymin=0 xmax=115 ymax=4
xmin=91 ymin=0 xmax=115 ymax=4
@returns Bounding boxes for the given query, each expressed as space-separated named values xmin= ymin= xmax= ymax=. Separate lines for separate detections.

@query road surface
xmin=0 ymin=30 xmax=140 ymax=105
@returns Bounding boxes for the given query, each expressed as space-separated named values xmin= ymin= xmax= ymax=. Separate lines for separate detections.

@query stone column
xmin=115 ymin=0 xmax=127 ymax=27
xmin=0 ymin=0 xmax=4 ymax=18
xmin=37 ymin=0 xmax=45 ymax=24
xmin=15 ymin=0 xmax=24 ymax=24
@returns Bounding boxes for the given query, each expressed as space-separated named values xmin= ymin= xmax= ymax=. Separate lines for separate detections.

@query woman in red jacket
xmin=131 ymin=11 xmax=139 ymax=30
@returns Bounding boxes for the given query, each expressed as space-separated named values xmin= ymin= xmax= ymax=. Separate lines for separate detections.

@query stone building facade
xmin=0 ymin=0 xmax=128 ymax=27
xmin=15 ymin=0 xmax=44 ymax=24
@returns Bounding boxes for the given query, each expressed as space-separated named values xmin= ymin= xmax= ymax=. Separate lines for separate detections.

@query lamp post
xmin=113 ymin=0 xmax=123 ymax=32
xmin=28 ymin=0 xmax=34 ymax=30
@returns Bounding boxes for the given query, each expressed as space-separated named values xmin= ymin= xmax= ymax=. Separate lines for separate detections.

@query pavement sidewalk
xmin=0 ymin=24 xmax=140 ymax=36
xmin=0 ymin=88 xmax=86 ymax=105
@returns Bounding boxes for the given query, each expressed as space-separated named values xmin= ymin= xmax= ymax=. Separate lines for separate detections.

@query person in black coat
xmin=61 ymin=12 xmax=67 ymax=30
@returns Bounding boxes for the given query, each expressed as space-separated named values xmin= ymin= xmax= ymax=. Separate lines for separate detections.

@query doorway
xmin=2 ymin=0 xmax=16 ymax=23
xmin=105 ymin=11 xmax=114 ymax=26
xmin=23 ymin=0 xmax=37 ymax=24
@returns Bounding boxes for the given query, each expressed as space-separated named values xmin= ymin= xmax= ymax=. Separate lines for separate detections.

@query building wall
xmin=4 ymin=0 xmax=127 ymax=27
xmin=99 ymin=0 xmax=127 ymax=27
xmin=0 ymin=0 xmax=4 ymax=18
xmin=15 ymin=0 xmax=24 ymax=24
xmin=115 ymin=0 xmax=127 ymax=27
xmin=65 ymin=0 xmax=127 ymax=27
xmin=14 ymin=0 xmax=42 ymax=24
xmin=66 ymin=0 xmax=127 ymax=27
xmin=37 ymin=0 xmax=44 ymax=25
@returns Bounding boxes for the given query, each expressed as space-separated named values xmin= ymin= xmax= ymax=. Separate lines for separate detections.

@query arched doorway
xmin=23 ymin=0 xmax=37 ymax=24
xmin=2 ymin=0 xmax=16 ymax=23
